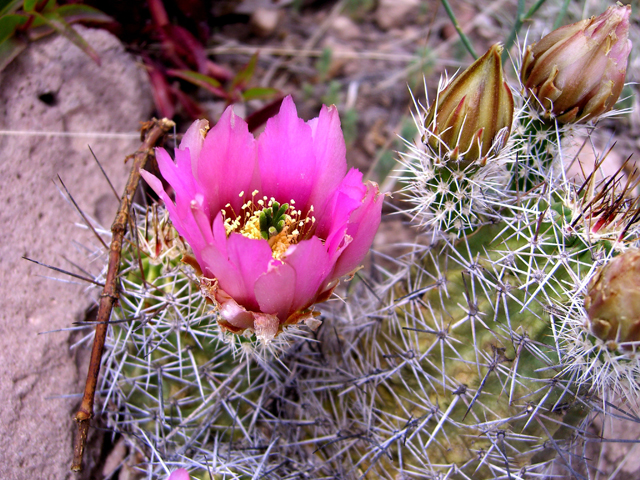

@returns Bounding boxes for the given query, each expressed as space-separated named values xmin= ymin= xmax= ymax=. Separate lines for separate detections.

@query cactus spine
xmin=97 ymin=46 xmax=639 ymax=480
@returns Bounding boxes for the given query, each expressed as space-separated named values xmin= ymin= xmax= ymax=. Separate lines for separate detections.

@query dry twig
xmin=71 ymin=117 xmax=175 ymax=472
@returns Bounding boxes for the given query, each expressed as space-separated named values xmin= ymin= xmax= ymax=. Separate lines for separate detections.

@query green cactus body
xmin=358 ymin=80 xmax=639 ymax=476
xmin=370 ymin=221 xmax=583 ymax=477
xmin=98 ymin=66 xmax=640 ymax=480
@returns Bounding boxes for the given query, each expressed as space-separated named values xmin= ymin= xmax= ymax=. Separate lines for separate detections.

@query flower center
xmin=222 ymin=190 xmax=315 ymax=259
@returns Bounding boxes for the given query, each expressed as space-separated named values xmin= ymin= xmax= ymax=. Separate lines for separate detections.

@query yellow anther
xmin=223 ymin=192 xmax=315 ymax=259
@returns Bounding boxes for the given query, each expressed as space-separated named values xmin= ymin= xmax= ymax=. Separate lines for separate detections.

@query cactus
xmin=377 ymin=94 xmax=640 ymax=478
xmin=91 ymin=13 xmax=640 ymax=480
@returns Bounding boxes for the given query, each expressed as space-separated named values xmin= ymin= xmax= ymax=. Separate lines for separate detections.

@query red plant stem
xmin=71 ymin=118 xmax=175 ymax=472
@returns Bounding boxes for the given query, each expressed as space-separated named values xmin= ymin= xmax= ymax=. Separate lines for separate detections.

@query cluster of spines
xmin=94 ymin=73 xmax=640 ymax=480
xmin=397 ymin=80 xmax=529 ymax=241
xmin=388 ymin=53 xmax=640 ymax=476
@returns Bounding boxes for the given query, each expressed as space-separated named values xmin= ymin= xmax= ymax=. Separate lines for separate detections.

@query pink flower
xmin=167 ymin=469 xmax=190 ymax=480
xmin=142 ymin=96 xmax=382 ymax=341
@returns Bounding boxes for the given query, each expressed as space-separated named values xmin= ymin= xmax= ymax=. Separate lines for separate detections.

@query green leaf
xmin=22 ymin=0 xmax=37 ymax=12
xmin=24 ymin=23 xmax=55 ymax=40
xmin=231 ymin=52 xmax=257 ymax=90
xmin=0 ymin=32 xmax=27 ymax=71
xmin=0 ymin=14 xmax=28 ymax=44
xmin=0 ymin=0 xmax=22 ymax=17
xmin=241 ymin=87 xmax=279 ymax=102
xmin=41 ymin=0 xmax=56 ymax=13
xmin=33 ymin=10 xmax=100 ymax=64
xmin=166 ymin=69 xmax=227 ymax=98
xmin=56 ymin=5 xmax=113 ymax=24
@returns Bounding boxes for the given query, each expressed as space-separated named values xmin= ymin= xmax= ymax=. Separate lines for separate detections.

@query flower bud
xmin=584 ymin=249 xmax=640 ymax=349
xmin=521 ymin=4 xmax=631 ymax=124
xmin=423 ymin=43 xmax=514 ymax=168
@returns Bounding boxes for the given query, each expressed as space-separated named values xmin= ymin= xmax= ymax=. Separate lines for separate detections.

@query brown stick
xmin=71 ymin=118 xmax=175 ymax=472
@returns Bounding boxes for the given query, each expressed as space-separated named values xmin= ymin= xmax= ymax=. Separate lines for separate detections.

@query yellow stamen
xmin=222 ymin=193 xmax=315 ymax=260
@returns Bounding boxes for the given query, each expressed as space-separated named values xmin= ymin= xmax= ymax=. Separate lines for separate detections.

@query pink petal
xmin=225 ymin=234 xmax=274 ymax=310
xmin=199 ymin=244 xmax=242 ymax=298
xmin=254 ymin=261 xmax=296 ymax=321
xmin=200 ymin=233 xmax=273 ymax=313
xmin=198 ymin=217 xmax=272 ymax=313
xmin=283 ymin=236 xmax=333 ymax=312
xmin=306 ymin=104 xmax=348 ymax=214
xmin=154 ymin=147 xmax=198 ymax=206
xmin=315 ymin=169 xmax=367 ymax=253
xmin=211 ymin=212 xmax=229 ymax=258
xmin=198 ymin=214 xmax=245 ymax=301
xmin=179 ymin=119 xmax=209 ymax=177
xmin=153 ymin=147 xmax=209 ymax=236
xmin=189 ymin=196 xmax=215 ymax=246
xmin=167 ymin=469 xmax=190 ymax=480
xmin=140 ymin=168 xmax=208 ymax=256
xmin=322 ymin=194 xmax=363 ymax=261
xmin=257 ymin=96 xmax=317 ymax=210
xmin=140 ymin=169 xmax=178 ymax=222
xmin=214 ymin=288 xmax=258 ymax=332
xmin=331 ymin=180 xmax=383 ymax=280
xmin=197 ymin=106 xmax=259 ymax=215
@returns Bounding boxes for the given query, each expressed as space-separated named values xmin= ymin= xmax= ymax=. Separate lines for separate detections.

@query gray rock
xmin=0 ymin=26 xmax=153 ymax=479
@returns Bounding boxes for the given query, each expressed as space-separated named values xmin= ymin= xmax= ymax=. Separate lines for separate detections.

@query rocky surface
xmin=0 ymin=26 xmax=153 ymax=480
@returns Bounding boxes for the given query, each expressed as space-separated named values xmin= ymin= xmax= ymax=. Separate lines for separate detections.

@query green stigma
xmin=259 ymin=201 xmax=290 ymax=240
